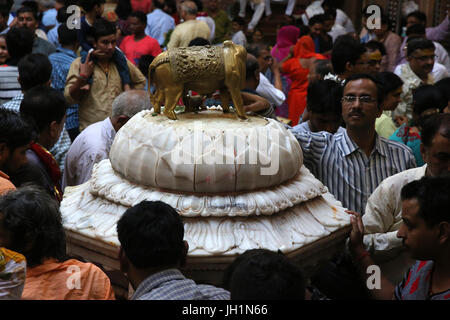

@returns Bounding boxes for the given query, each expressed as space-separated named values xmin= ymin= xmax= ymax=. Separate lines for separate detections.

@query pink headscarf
xmin=271 ymin=25 xmax=300 ymax=62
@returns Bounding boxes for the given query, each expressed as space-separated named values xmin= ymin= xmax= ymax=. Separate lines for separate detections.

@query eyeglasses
xmin=367 ymin=59 xmax=382 ymax=66
xmin=341 ymin=95 xmax=376 ymax=104
xmin=263 ymin=56 xmax=273 ymax=61
xmin=411 ymin=54 xmax=436 ymax=62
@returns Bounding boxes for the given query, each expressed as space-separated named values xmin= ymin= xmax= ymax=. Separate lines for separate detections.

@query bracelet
xmin=352 ymin=250 xmax=370 ymax=264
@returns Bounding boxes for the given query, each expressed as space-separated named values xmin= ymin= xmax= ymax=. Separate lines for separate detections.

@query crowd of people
xmin=0 ymin=0 xmax=449 ymax=300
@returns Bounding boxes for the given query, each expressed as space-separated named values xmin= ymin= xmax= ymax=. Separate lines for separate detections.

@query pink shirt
xmin=119 ymin=35 xmax=162 ymax=65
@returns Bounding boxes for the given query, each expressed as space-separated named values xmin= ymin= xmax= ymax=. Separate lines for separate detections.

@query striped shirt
xmin=291 ymin=129 xmax=416 ymax=214
xmin=0 ymin=66 xmax=21 ymax=105
xmin=49 ymin=48 xmax=79 ymax=130
xmin=132 ymin=269 xmax=230 ymax=300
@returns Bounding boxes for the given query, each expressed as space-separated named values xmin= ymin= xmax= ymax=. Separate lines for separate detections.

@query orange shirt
xmin=22 ymin=259 xmax=115 ymax=300
xmin=0 ymin=170 xmax=15 ymax=195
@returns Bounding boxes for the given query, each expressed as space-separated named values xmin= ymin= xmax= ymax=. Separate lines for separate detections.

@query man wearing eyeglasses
xmin=291 ymin=73 xmax=416 ymax=216
xmin=394 ymin=38 xmax=449 ymax=124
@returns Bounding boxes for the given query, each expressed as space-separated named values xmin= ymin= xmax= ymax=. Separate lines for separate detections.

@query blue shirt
xmin=132 ymin=269 xmax=230 ymax=300
xmin=145 ymin=9 xmax=175 ymax=46
xmin=42 ymin=8 xmax=57 ymax=27
xmin=389 ymin=124 xmax=424 ymax=167
xmin=291 ymin=129 xmax=417 ymax=214
xmin=49 ymin=48 xmax=79 ymax=131
xmin=47 ymin=22 xmax=61 ymax=48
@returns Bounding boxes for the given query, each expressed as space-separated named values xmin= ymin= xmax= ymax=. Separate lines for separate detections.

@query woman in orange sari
xmin=281 ymin=35 xmax=327 ymax=126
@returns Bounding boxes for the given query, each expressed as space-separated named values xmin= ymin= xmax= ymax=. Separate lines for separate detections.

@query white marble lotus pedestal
xmin=61 ymin=110 xmax=351 ymax=293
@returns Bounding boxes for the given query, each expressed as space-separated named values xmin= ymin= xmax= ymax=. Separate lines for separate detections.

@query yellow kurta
xmin=64 ymin=58 xmax=146 ymax=131
xmin=167 ymin=19 xmax=211 ymax=49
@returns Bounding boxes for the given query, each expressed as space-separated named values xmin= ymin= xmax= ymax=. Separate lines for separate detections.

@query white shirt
xmin=62 ymin=118 xmax=116 ymax=190
xmin=393 ymin=63 xmax=447 ymax=120
xmin=362 ymin=165 xmax=427 ymax=283
xmin=302 ymin=1 xmax=355 ymax=33
xmin=256 ymin=73 xmax=286 ymax=107
xmin=328 ymin=23 xmax=347 ymax=42
xmin=197 ymin=16 xmax=215 ymax=43
xmin=434 ymin=41 xmax=450 ymax=72
xmin=231 ymin=30 xmax=247 ymax=47
xmin=394 ymin=62 xmax=449 ymax=83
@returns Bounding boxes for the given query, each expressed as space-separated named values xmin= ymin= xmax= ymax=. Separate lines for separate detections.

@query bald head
xmin=180 ymin=1 xmax=198 ymax=17
xmin=112 ymin=90 xmax=152 ymax=118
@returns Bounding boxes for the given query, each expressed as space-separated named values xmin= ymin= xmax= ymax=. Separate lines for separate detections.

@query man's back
xmin=167 ymin=19 xmax=211 ymax=49
xmin=145 ymin=8 xmax=175 ymax=46
xmin=62 ymin=118 xmax=115 ymax=189
xmin=132 ymin=269 xmax=230 ymax=300
xmin=22 ymin=258 xmax=115 ymax=300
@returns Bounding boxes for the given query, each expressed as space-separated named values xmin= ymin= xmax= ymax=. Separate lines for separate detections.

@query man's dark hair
xmin=17 ymin=4 xmax=39 ymax=20
xmin=364 ymin=40 xmax=386 ymax=56
xmin=5 ymin=27 xmax=33 ymax=63
xmin=0 ymin=109 xmax=34 ymax=152
xmin=232 ymin=16 xmax=245 ymax=27
xmin=153 ymin=0 xmax=165 ymax=10
xmin=20 ymin=85 xmax=68 ymax=134
xmin=138 ymin=54 xmax=154 ymax=78
xmin=0 ymin=3 xmax=10 ymax=18
xmin=56 ymin=6 xmax=71 ymax=24
xmin=188 ymin=37 xmax=210 ymax=46
xmin=246 ymin=43 xmax=268 ymax=58
xmin=406 ymin=38 xmax=435 ymax=57
xmin=407 ymin=10 xmax=427 ymax=25
xmin=79 ymin=0 xmax=105 ymax=13
xmin=323 ymin=8 xmax=337 ymax=20
xmin=343 ymin=73 xmax=384 ymax=105
xmin=115 ymin=0 xmax=132 ymax=20
xmin=0 ymin=0 xmax=13 ymax=12
xmin=401 ymin=176 xmax=450 ymax=227
xmin=0 ymin=185 xmax=67 ymax=267
xmin=307 ymin=79 xmax=343 ymax=115
xmin=17 ymin=53 xmax=52 ymax=91
xmin=92 ymin=18 xmax=116 ymax=41
xmin=420 ymin=113 xmax=450 ymax=147
xmin=129 ymin=10 xmax=147 ymax=25
xmin=406 ymin=23 xmax=426 ymax=37
xmin=57 ymin=24 xmax=78 ymax=46
xmin=375 ymin=72 xmax=403 ymax=96
xmin=413 ymin=85 xmax=447 ymax=117
xmin=162 ymin=0 xmax=176 ymax=14
xmin=332 ymin=35 xmax=366 ymax=75
xmin=322 ymin=0 xmax=341 ymax=10
xmin=308 ymin=14 xmax=325 ymax=27
xmin=434 ymin=78 xmax=450 ymax=103
xmin=117 ymin=201 xmax=185 ymax=269
xmin=223 ymin=249 xmax=305 ymax=300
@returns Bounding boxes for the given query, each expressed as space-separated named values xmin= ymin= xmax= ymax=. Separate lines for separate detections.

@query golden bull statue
xmin=148 ymin=41 xmax=247 ymax=120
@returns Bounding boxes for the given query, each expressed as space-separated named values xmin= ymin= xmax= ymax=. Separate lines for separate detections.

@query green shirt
xmin=375 ymin=113 xmax=397 ymax=139
xmin=209 ymin=10 xmax=231 ymax=44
